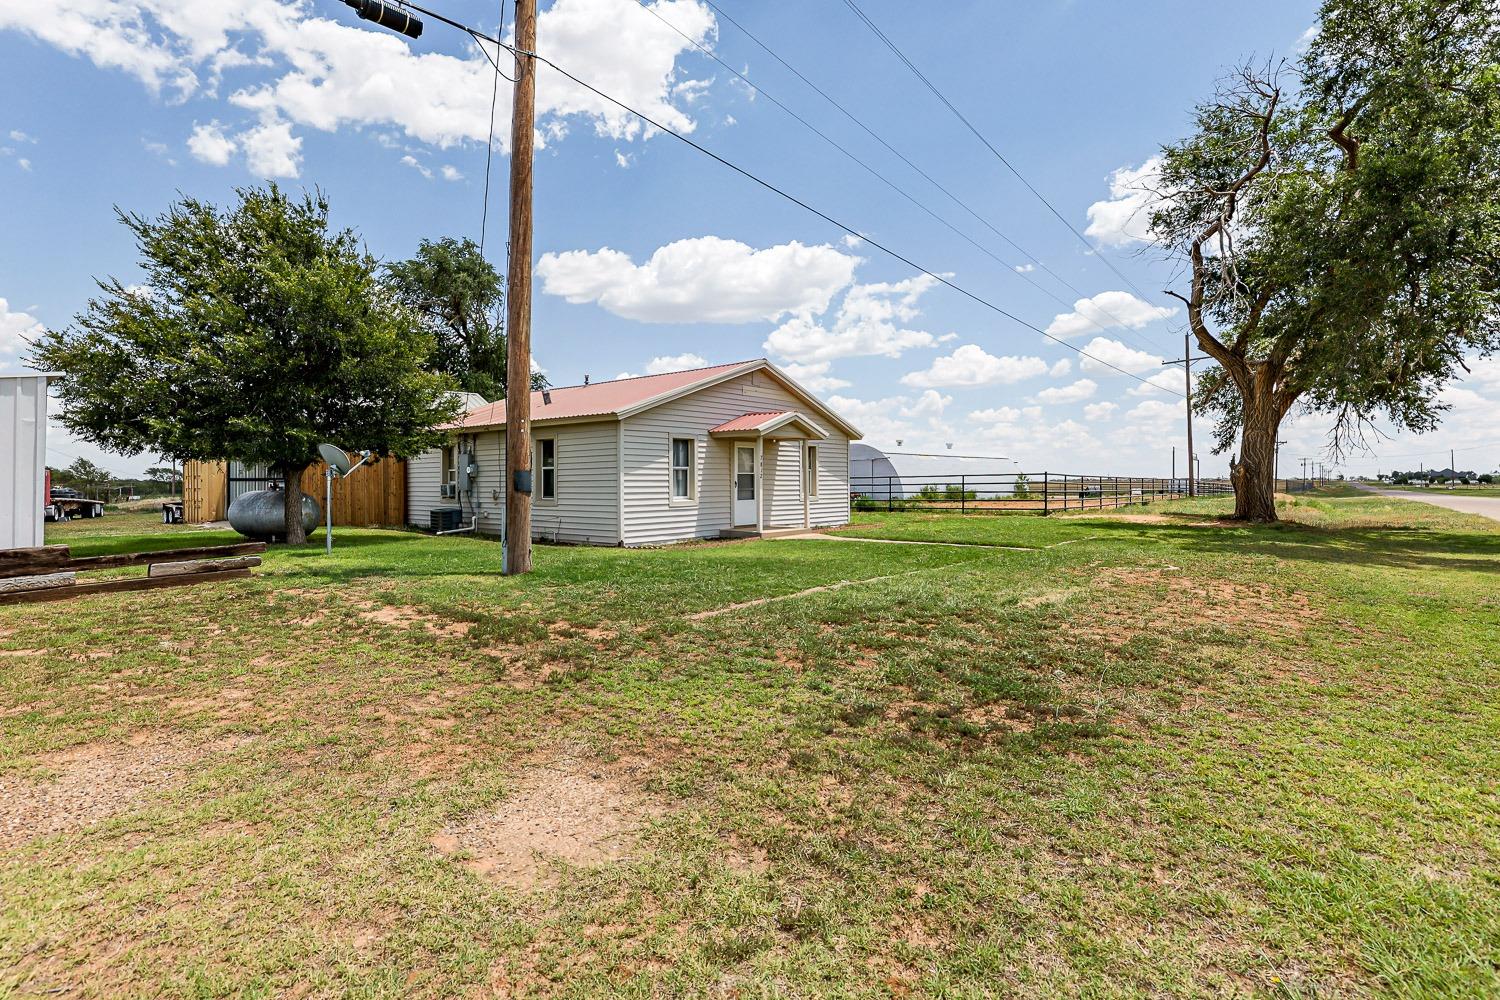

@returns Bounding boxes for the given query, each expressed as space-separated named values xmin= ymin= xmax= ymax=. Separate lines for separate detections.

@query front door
xmin=733 ymin=444 xmax=757 ymax=526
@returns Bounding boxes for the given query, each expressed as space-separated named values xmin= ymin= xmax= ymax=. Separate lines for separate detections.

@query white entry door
xmin=733 ymin=444 xmax=757 ymax=525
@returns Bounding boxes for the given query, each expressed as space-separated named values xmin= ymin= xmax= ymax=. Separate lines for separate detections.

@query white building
xmin=407 ymin=359 xmax=861 ymax=546
xmin=849 ymin=443 xmax=1017 ymax=500
xmin=1 ymin=373 xmax=52 ymax=549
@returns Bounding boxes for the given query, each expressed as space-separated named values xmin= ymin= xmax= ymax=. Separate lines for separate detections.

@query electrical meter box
xmin=456 ymin=452 xmax=478 ymax=492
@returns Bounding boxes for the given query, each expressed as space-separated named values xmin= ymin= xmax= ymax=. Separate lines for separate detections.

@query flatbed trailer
xmin=43 ymin=474 xmax=106 ymax=521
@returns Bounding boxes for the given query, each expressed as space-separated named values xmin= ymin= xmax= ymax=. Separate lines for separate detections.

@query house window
xmin=805 ymin=445 xmax=819 ymax=497
xmin=671 ymin=437 xmax=695 ymax=500
xmin=441 ymin=445 xmax=457 ymax=498
xmin=538 ymin=438 xmax=556 ymax=500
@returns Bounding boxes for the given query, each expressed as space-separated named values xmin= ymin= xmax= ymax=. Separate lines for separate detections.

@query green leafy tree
xmin=384 ymin=237 xmax=546 ymax=400
xmin=62 ymin=458 xmax=112 ymax=497
xmin=1150 ymin=0 xmax=1500 ymax=521
xmin=31 ymin=185 xmax=461 ymax=544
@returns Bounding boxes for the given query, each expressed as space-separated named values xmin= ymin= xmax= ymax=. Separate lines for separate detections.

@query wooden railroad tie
xmin=0 ymin=542 xmax=267 ymax=605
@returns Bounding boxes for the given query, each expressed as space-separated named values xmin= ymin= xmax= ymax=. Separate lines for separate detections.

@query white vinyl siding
xmin=620 ymin=370 xmax=852 ymax=545
xmin=1 ymin=375 xmax=49 ymax=549
xmin=764 ymin=440 xmax=804 ymax=528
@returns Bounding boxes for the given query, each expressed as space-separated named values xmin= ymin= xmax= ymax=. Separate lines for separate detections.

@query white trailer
xmin=1 ymin=373 xmax=53 ymax=549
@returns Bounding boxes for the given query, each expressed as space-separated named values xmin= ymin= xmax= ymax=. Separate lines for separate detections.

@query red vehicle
xmin=43 ymin=470 xmax=106 ymax=521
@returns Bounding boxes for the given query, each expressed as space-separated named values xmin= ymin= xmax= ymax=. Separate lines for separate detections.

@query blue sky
xmin=4 ymin=0 xmax=1497 ymax=479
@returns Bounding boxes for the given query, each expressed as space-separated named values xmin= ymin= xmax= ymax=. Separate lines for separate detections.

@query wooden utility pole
xmin=1165 ymin=332 xmax=1209 ymax=498
xmin=504 ymin=0 xmax=537 ymax=575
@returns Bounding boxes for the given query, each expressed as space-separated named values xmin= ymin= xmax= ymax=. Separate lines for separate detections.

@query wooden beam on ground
xmin=0 ymin=572 xmax=76 ymax=594
xmin=0 ymin=569 xmax=253 ymax=606
xmin=148 ymin=556 xmax=262 ymax=578
xmin=0 ymin=542 xmax=266 ymax=579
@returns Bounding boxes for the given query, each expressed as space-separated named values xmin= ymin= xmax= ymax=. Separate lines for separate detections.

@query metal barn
xmin=1 ymin=373 xmax=52 ymax=549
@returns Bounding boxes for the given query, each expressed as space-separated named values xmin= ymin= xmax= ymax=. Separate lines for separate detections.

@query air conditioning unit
xmin=430 ymin=507 xmax=464 ymax=532
xmin=440 ymin=482 xmax=457 ymax=499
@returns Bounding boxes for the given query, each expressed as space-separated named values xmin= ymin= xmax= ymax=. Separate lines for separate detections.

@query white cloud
xmin=829 ymin=389 xmax=951 ymax=448
xmin=0 ymin=297 xmax=44 ymax=355
xmin=241 ymin=117 xmax=301 ymax=177
xmin=1045 ymin=290 xmax=1177 ymax=339
xmin=400 ymin=154 xmax=432 ymax=180
xmin=1129 ymin=369 xmax=1183 ymax=397
xmin=842 ymin=234 xmax=865 ymax=249
xmin=440 ymin=164 xmax=463 ymax=182
xmin=1085 ymin=156 xmax=1162 ymax=248
xmin=781 ymin=361 xmax=850 ymax=393
xmin=1083 ymin=401 xmax=1118 ymax=422
xmin=16 ymin=157 xmax=31 ymax=171
xmin=187 ymin=120 xmax=236 ymax=165
xmin=614 ymin=150 xmax=634 ymax=169
xmin=9 ymin=129 xmax=36 ymax=143
xmin=1125 ymin=399 xmax=1180 ymax=427
xmin=1048 ymin=358 xmax=1072 ymax=378
xmin=539 ymin=236 xmax=857 ymax=325
xmin=1078 ymin=337 xmax=1163 ymax=376
xmin=1035 ymin=378 xmax=1097 ymax=404
xmin=646 ymin=352 xmax=707 ymax=374
xmin=970 ymin=405 xmax=1023 ymax=425
xmin=767 ymin=276 xmax=947 ymax=365
xmin=0 ymin=0 xmax=721 ymax=171
xmin=1014 ymin=263 xmax=1035 ymax=273
xmin=901 ymin=344 xmax=1049 ymax=389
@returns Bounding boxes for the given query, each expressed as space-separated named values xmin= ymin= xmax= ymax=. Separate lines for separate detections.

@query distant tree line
xmin=1385 ymin=469 xmax=1494 ymax=485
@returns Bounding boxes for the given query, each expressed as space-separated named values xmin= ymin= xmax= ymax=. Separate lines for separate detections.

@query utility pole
xmin=504 ymin=0 xmax=537 ymax=576
xmin=1275 ymin=439 xmax=1287 ymax=490
xmin=1165 ymin=331 xmax=1210 ymax=498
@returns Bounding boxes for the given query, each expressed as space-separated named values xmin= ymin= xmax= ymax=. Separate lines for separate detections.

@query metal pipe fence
xmin=850 ymin=472 xmax=1233 ymax=515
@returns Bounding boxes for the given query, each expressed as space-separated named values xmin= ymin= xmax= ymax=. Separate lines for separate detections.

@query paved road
xmin=1353 ymin=483 xmax=1500 ymax=523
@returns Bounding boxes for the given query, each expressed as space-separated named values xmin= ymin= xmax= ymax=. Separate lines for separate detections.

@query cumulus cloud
xmin=0 ymin=297 xmax=44 ymax=354
xmin=901 ymin=344 xmax=1049 ymax=389
xmin=1045 ymin=290 xmax=1177 ymax=339
xmin=1085 ymin=156 xmax=1162 ymax=248
xmin=781 ymin=361 xmax=850 ymax=393
xmin=1083 ymin=401 xmax=1118 ymax=421
xmin=1049 ymin=358 xmax=1072 ymax=378
xmin=187 ymin=120 xmax=236 ymax=164
xmin=539 ymin=237 xmax=857 ymax=325
xmin=1078 ymin=337 xmax=1163 ymax=376
xmin=647 ymin=352 xmax=707 ymax=373
xmin=440 ymin=164 xmax=463 ymax=182
xmin=241 ymin=116 xmax=300 ymax=177
xmin=1035 ymin=378 xmax=1098 ymax=404
xmin=1128 ymin=369 xmax=1184 ymax=397
xmin=765 ymin=275 xmax=946 ymax=365
xmin=0 ymin=0 xmax=721 ymax=173
xmin=828 ymin=389 xmax=951 ymax=447
xmin=400 ymin=154 xmax=432 ymax=179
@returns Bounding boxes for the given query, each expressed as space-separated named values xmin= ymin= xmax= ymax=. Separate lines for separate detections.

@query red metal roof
xmin=443 ymin=359 xmax=759 ymax=430
xmin=707 ymin=411 xmax=792 ymax=433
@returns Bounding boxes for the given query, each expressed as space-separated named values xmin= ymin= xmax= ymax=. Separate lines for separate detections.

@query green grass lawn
xmin=3 ymin=500 xmax=1498 ymax=998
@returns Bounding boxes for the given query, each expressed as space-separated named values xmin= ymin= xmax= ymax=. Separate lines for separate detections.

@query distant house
xmin=408 ymin=359 xmax=861 ymax=546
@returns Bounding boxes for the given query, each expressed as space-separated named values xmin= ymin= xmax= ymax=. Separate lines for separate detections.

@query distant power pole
xmin=504 ymin=0 xmax=538 ymax=576
xmin=1165 ymin=332 xmax=1210 ymax=498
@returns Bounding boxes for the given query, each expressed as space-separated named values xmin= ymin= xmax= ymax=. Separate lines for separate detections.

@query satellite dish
xmin=318 ymin=443 xmax=352 ymax=476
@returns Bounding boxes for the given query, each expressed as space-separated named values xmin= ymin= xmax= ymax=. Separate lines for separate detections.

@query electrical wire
xmin=380 ymin=0 xmax=1183 ymax=393
xmin=476 ymin=0 xmax=508 ymax=261
xmin=631 ymin=0 xmax=1169 ymax=358
xmin=838 ymin=0 xmax=1166 ymax=318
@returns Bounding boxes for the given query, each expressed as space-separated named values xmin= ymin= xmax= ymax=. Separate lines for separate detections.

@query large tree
xmin=384 ymin=237 xmax=544 ymax=400
xmin=31 ymin=185 xmax=461 ymax=544
xmin=1150 ymin=0 xmax=1500 ymax=521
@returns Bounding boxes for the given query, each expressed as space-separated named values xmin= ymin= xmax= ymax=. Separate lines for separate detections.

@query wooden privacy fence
xmin=183 ymin=456 xmax=406 ymax=526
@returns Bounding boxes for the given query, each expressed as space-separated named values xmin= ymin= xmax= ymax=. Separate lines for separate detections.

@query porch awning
xmin=708 ymin=410 xmax=828 ymax=439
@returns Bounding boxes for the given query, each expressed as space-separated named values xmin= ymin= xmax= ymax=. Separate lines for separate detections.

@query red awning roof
xmin=707 ymin=411 xmax=792 ymax=434
xmin=442 ymin=360 xmax=759 ymax=430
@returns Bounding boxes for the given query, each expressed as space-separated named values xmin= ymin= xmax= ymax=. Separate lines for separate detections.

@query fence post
xmin=1043 ymin=472 xmax=1049 ymax=515
xmin=961 ymin=475 xmax=966 ymax=514
xmin=887 ymin=475 xmax=893 ymax=513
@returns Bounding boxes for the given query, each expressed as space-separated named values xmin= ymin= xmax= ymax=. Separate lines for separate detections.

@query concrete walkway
xmin=1354 ymin=483 xmax=1500 ymax=523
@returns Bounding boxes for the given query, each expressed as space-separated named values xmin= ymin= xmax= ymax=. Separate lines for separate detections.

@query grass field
xmin=3 ymin=494 xmax=1498 ymax=998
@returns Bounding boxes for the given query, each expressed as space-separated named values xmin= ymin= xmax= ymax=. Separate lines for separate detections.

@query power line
xmin=694 ymin=0 xmax=1173 ymax=356
xmin=381 ymin=0 xmax=1182 ymax=393
xmin=838 ymin=0 xmax=1164 ymax=312
xmin=475 ymin=0 xmax=509 ymax=261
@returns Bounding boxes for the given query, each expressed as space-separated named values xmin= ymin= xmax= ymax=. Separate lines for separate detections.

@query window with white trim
xmin=670 ymin=437 xmax=695 ymax=500
xmin=804 ymin=444 xmax=819 ymax=497
xmin=440 ymin=445 xmax=457 ymax=499
xmin=538 ymin=438 xmax=556 ymax=500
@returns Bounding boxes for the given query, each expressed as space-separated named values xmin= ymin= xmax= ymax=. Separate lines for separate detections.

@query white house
xmin=407 ymin=359 xmax=861 ymax=546
xmin=1 ymin=372 xmax=52 ymax=549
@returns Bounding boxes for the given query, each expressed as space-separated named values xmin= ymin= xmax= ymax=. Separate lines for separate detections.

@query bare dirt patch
xmin=0 ymin=733 xmax=251 ymax=849
xmin=430 ymin=759 xmax=659 ymax=890
xmin=357 ymin=604 xmax=473 ymax=638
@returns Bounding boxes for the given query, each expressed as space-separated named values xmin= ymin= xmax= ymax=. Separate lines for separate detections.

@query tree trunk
xmin=1229 ymin=389 xmax=1280 ymax=523
xmin=282 ymin=466 xmax=309 ymax=545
